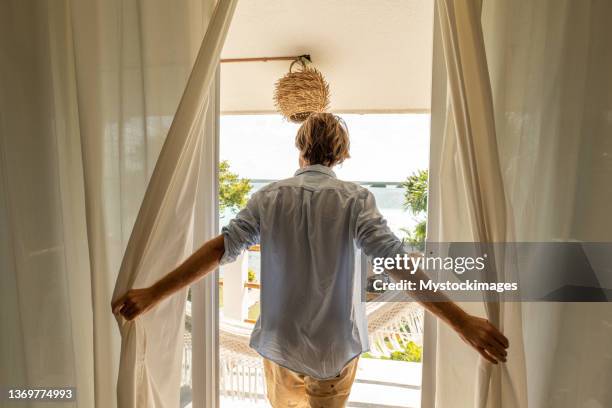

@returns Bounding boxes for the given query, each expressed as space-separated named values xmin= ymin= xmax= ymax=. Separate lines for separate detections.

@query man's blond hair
xmin=295 ymin=113 xmax=350 ymax=166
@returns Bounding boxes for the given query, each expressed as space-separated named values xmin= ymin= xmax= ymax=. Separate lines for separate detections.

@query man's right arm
xmin=112 ymin=234 xmax=225 ymax=321
xmin=112 ymin=192 xmax=261 ymax=321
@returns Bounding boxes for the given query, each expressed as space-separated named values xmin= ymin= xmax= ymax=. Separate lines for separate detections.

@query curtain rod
xmin=220 ymin=54 xmax=311 ymax=63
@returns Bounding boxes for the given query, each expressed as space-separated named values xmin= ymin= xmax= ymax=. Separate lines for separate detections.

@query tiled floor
xmin=348 ymin=359 xmax=421 ymax=408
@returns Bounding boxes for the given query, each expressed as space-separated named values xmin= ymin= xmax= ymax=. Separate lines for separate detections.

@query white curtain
xmin=111 ymin=1 xmax=236 ymax=407
xmin=426 ymin=1 xmax=527 ymax=407
xmin=426 ymin=0 xmax=612 ymax=407
xmin=0 ymin=0 xmax=235 ymax=407
xmin=1 ymin=5 xmax=95 ymax=407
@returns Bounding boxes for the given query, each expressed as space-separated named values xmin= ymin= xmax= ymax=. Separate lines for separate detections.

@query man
xmin=113 ymin=113 xmax=508 ymax=408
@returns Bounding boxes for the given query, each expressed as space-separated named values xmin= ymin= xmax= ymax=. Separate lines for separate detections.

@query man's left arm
xmin=355 ymin=190 xmax=508 ymax=364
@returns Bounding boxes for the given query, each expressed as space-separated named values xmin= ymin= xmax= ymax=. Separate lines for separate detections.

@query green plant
xmin=401 ymin=169 xmax=428 ymax=248
xmin=219 ymin=160 xmax=252 ymax=215
xmin=402 ymin=341 xmax=422 ymax=362
xmin=402 ymin=169 xmax=428 ymax=214
xmin=361 ymin=341 xmax=423 ymax=362
xmin=402 ymin=220 xmax=426 ymax=247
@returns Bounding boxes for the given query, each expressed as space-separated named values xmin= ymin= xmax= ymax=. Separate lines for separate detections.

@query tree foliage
xmin=219 ymin=160 xmax=252 ymax=215
xmin=402 ymin=169 xmax=428 ymax=214
xmin=402 ymin=169 xmax=428 ymax=248
xmin=405 ymin=220 xmax=426 ymax=247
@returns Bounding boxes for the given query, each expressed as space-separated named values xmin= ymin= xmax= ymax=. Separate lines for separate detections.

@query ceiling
xmin=220 ymin=0 xmax=434 ymax=114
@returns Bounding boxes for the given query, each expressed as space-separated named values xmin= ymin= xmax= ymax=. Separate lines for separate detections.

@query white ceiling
xmin=220 ymin=0 xmax=434 ymax=114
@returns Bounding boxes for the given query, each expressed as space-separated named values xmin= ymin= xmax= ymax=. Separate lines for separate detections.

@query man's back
xmin=221 ymin=164 xmax=405 ymax=379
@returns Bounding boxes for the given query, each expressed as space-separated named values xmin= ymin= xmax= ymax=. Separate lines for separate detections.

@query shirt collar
xmin=294 ymin=164 xmax=337 ymax=178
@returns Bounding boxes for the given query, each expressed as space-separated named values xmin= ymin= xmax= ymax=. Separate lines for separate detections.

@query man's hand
xmin=111 ymin=288 xmax=159 ymax=321
xmin=454 ymin=314 xmax=509 ymax=364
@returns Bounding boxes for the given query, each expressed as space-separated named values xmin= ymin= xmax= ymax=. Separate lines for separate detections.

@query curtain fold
xmin=110 ymin=1 xmax=237 ymax=407
xmin=427 ymin=0 xmax=612 ymax=407
xmin=1 ymin=0 xmax=235 ymax=407
xmin=429 ymin=1 xmax=528 ymax=407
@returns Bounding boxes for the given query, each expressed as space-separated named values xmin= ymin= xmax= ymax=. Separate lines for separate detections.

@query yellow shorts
xmin=263 ymin=357 xmax=359 ymax=408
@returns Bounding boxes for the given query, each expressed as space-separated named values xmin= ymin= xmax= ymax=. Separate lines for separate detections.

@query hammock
xmin=218 ymin=290 xmax=424 ymax=400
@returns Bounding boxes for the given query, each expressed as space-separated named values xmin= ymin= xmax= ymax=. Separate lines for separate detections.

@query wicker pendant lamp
xmin=273 ymin=55 xmax=330 ymax=123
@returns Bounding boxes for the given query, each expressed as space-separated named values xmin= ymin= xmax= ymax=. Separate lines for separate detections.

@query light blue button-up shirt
xmin=220 ymin=164 xmax=407 ymax=379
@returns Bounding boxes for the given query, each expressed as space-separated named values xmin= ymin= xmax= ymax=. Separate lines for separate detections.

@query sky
xmin=220 ymin=113 xmax=430 ymax=182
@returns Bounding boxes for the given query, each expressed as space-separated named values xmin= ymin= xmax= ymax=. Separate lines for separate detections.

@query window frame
xmin=191 ymin=68 xmax=221 ymax=408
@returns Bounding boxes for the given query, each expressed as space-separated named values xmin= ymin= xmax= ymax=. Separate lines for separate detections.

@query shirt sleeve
xmin=355 ymin=190 xmax=407 ymax=259
xmin=219 ymin=192 xmax=261 ymax=265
